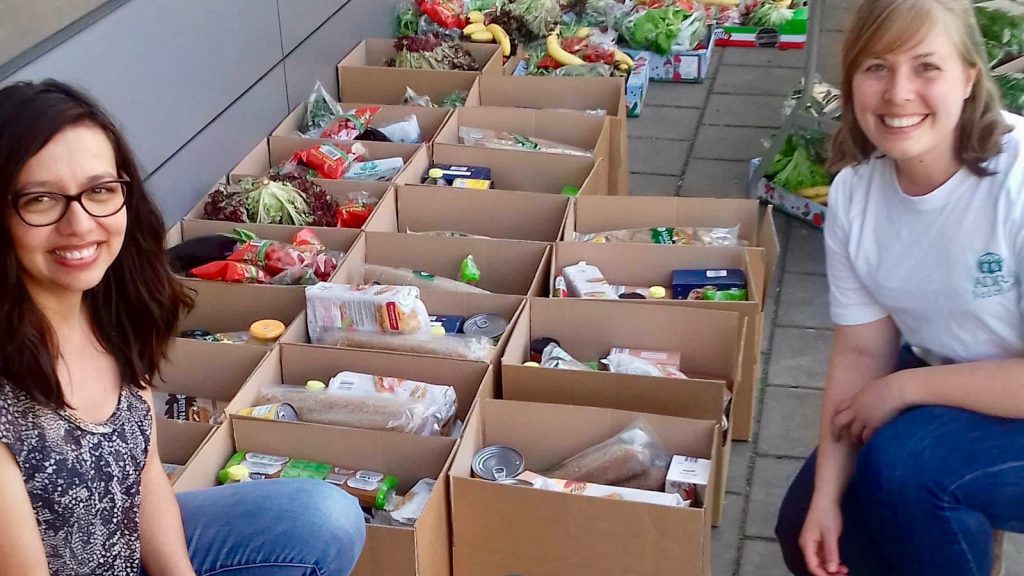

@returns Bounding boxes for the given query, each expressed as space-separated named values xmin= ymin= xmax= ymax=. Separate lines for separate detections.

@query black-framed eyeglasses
xmin=11 ymin=178 xmax=129 ymax=227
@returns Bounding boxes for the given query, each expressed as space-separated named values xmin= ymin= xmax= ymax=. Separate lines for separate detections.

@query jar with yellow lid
xmin=248 ymin=319 xmax=286 ymax=347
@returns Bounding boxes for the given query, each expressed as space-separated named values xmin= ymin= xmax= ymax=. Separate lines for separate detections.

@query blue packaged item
xmin=430 ymin=314 xmax=465 ymax=334
xmin=424 ymin=164 xmax=492 ymax=189
xmin=671 ymin=268 xmax=746 ymax=300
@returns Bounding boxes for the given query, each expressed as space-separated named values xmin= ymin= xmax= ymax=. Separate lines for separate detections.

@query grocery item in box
xmin=430 ymin=314 xmax=465 ymax=334
xmin=545 ymin=419 xmax=670 ymax=491
xmin=424 ymin=164 xmax=492 ymax=188
xmin=574 ymin=225 xmax=740 ymax=247
xmin=604 ymin=348 xmax=687 ymax=379
xmin=364 ymin=264 xmax=491 ymax=294
xmin=517 ymin=471 xmax=688 ymax=507
xmin=344 ymin=157 xmax=405 ymax=181
xmin=305 ymin=283 xmax=432 ymax=343
xmin=458 ymin=127 xmax=593 ymax=157
xmin=153 ymin=392 xmax=226 ymax=424
xmin=665 ymin=455 xmax=711 ymax=507
xmin=671 ymin=268 xmax=746 ymax=300
xmin=562 ymin=261 xmax=617 ymax=299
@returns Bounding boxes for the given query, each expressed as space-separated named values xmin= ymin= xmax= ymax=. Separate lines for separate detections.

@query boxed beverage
xmin=625 ymin=56 xmax=651 ymax=117
xmin=449 ymin=399 xmax=720 ymax=576
xmin=431 ymin=145 xmax=609 ymax=197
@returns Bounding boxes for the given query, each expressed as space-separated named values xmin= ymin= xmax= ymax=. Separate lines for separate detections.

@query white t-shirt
xmin=826 ymin=113 xmax=1024 ymax=364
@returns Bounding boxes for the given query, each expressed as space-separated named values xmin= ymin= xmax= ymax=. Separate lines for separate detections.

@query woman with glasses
xmin=0 ymin=80 xmax=365 ymax=575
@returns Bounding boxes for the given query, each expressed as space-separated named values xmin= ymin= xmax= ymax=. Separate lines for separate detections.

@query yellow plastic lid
xmin=305 ymin=380 xmax=327 ymax=391
xmin=648 ymin=286 xmax=667 ymax=299
xmin=523 ymin=361 xmax=541 ymax=367
xmin=249 ymin=319 xmax=286 ymax=341
xmin=428 ymin=168 xmax=444 ymax=179
xmin=430 ymin=325 xmax=447 ymax=336
xmin=226 ymin=465 xmax=250 ymax=482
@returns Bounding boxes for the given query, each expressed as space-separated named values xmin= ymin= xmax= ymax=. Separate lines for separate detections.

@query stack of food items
xmin=556 ymin=260 xmax=749 ymax=302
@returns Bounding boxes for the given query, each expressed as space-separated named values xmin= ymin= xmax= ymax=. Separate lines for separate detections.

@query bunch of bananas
xmin=462 ymin=11 xmax=511 ymax=57
xmin=545 ymin=27 xmax=634 ymax=73
xmin=793 ymin=186 xmax=829 ymax=205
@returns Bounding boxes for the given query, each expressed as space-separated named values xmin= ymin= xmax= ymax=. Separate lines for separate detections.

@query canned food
xmin=463 ymin=313 xmax=508 ymax=341
xmin=472 ymin=445 xmax=525 ymax=481
xmin=497 ymin=478 xmax=534 ymax=488
xmin=237 ymin=402 xmax=299 ymax=422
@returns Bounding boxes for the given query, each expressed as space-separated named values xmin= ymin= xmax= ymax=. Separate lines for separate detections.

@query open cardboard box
xmin=433 ymin=106 xmax=611 ymax=166
xmin=173 ymin=413 xmax=459 ymax=576
xmin=431 ymin=144 xmax=609 ymax=196
xmin=176 ymin=277 xmax=307 ymax=337
xmin=338 ymin=67 xmax=482 ymax=106
xmin=552 ymin=242 xmax=768 ymax=443
xmin=339 ymin=38 xmax=503 ymax=76
xmin=397 ymin=184 xmax=570 ymax=242
xmin=272 ymin=100 xmax=452 ymax=145
xmin=476 ymin=75 xmax=628 ymax=196
xmin=450 ymin=398 xmax=719 ymax=576
xmin=154 ymin=338 xmax=268 ymax=484
xmin=501 ymin=297 xmax=743 ymax=525
xmin=281 ymin=286 xmax=526 ymax=365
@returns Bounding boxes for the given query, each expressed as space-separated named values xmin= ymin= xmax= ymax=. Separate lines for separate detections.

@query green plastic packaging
xmin=460 ymin=255 xmax=481 ymax=285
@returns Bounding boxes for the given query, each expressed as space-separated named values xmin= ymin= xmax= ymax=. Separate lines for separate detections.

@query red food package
xmin=305 ymin=251 xmax=340 ymax=282
xmin=287 ymin=143 xmax=366 ymax=180
xmin=417 ymin=0 xmax=466 ymax=30
xmin=579 ymin=44 xmax=616 ymax=65
xmin=537 ymin=55 xmax=562 ymax=70
xmin=189 ymin=261 xmax=270 ymax=284
xmin=335 ymin=191 xmax=377 ymax=229
xmin=560 ymin=37 xmax=588 ymax=54
xmin=227 ymin=240 xmax=300 ymax=277
xmin=291 ymin=228 xmax=326 ymax=252
xmin=319 ymin=107 xmax=381 ymax=140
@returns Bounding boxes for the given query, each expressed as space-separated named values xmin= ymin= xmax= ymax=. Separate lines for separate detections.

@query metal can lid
xmin=472 ymin=445 xmax=524 ymax=481
xmin=275 ymin=403 xmax=299 ymax=421
xmin=497 ymin=478 xmax=534 ymax=488
xmin=463 ymin=313 xmax=508 ymax=339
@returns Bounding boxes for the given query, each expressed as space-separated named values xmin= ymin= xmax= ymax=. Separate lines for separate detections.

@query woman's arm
xmin=138 ymin=389 xmax=196 ymax=576
xmin=898 ymin=358 xmax=1024 ymax=418
xmin=0 ymin=445 xmax=50 ymax=575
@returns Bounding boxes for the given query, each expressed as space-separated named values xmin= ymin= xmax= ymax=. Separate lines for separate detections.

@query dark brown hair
xmin=0 ymin=80 xmax=193 ymax=409
xmin=829 ymin=0 xmax=1010 ymax=176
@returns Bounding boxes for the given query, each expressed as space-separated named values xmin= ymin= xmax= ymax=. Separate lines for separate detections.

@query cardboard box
xmin=551 ymin=241 xmax=768 ymax=443
xmin=433 ymin=106 xmax=611 ymax=164
xmin=621 ymin=27 xmax=716 ymax=83
xmin=271 ymin=100 xmax=453 ymax=145
xmin=174 ymin=414 xmax=458 ymax=576
xmin=397 ymin=184 xmax=571 ymax=242
xmin=625 ymin=58 xmax=650 ymax=116
xmin=431 ymin=144 xmax=609 ymax=197
xmin=450 ymin=398 xmax=720 ymax=576
xmin=476 ymin=75 xmax=629 ymax=197
xmin=500 ymin=297 xmax=742 ymax=525
xmin=717 ymin=6 xmax=809 ymax=48
xmin=176 ymin=277 xmax=308 ymax=337
xmin=750 ymin=157 xmax=826 ymax=230
xmin=339 ymin=38 xmax=503 ymax=76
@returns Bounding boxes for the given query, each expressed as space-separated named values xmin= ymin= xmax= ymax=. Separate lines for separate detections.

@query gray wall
xmin=5 ymin=0 xmax=401 ymax=224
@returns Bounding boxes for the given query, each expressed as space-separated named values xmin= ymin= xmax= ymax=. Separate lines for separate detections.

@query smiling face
xmin=851 ymin=22 xmax=978 ymax=168
xmin=5 ymin=123 xmax=127 ymax=300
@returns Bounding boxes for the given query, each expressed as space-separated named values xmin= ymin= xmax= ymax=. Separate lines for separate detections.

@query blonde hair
xmin=828 ymin=0 xmax=1010 ymax=175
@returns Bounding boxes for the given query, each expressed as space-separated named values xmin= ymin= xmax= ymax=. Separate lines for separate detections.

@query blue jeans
xmin=775 ymin=348 xmax=1024 ymax=575
xmin=145 ymin=479 xmax=366 ymax=575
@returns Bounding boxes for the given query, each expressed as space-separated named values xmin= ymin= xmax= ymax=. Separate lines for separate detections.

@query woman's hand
xmin=799 ymin=496 xmax=850 ymax=576
xmin=831 ymin=371 xmax=912 ymax=445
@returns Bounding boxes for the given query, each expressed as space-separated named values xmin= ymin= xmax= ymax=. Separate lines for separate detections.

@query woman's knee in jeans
xmin=282 ymin=479 xmax=366 ymax=573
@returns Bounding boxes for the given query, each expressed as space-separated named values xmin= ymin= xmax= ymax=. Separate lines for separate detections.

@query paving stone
xmin=1003 ymin=533 xmax=1024 ymax=573
xmin=628 ymin=138 xmax=691 ymax=176
xmin=713 ymin=65 xmax=804 ymax=96
xmin=777 ymin=272 xmax=831 ymax=329
xmin=691 ymin=125 xmax=777 ymax=161
xmin=679 ymin=159 xmax=750 ymax=198
xmin=758 ymin=387 xmax=822 ymax=458
xmin=745 ymin=456 xmax=804 ymax=538
xmin=645 ymin=81 xmax=712 ymax=108
xmin=762 ymin=295 xmax=778 ymax=354
xmin=785 ymin=222 xmax=826 ymax=275
xmin=738 ymin=539 xmax=791 ymax=576
xmin=627 ymin=106 xmax=702 ymax=140
xmin=703 ymin=94 xmax=787 ymax=128
xmin=727 ymin=440 xmax=755 ymax=495
xmin=629 ymin=172 xmax=681 ymax=196
xmin=721 ymin=46 xmax=806 ymax=69
xmin=768 ymin=327 xmax=832 ymax=389
xmin=706 ymin=47 xmax=724 ymax=78
xmin=771 ymin=209 xmax=792 ymax=263
xmin=713 ymin=493 xmax=746 ymax=576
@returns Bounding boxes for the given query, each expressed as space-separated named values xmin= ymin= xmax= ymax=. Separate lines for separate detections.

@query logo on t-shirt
xmin=974 ymin=252 xmax=1016 ymax=299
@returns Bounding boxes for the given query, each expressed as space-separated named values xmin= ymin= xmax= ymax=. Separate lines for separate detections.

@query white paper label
xmin=706 ymin=270 xmax=727 ymax=278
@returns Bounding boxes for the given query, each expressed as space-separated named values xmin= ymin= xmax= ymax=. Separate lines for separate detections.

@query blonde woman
xmin=774 ymin=1 xmax=1024 ymax=575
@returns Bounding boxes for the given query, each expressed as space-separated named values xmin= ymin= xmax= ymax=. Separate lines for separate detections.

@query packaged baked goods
xmin=603 ymin=348 xmax=687 ymax=379
xmin=544 ymin=419 xmax=670 ymax=491
xmin=329 ymin=330 xmax=494 ymax=362
xmin=574 ymin=225 xmax=741 ymax=247
xmin=516 ymin=471 xmax=688 ymax=508
xmin=458 ymin=127 xmax=593 ymax=157
xmin=258 ymin=371 xmax=458 ymax=436
xmin=305 ymin=283 xmax=432 ymax=343
xmin=363 ymin=264 xmax=491 ymax=294
xmin=561 ymin=261 xmax=617 ymax=299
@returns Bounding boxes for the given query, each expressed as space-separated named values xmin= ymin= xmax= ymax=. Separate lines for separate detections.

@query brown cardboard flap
xmin=432 ymin=144 xmax=604 ymax=196
xmin=352 ymin=526 xmax=418 ymax=576
xmin=434 ymin=107 xmax=610 ymax=158
xmin=339 ymin=66 xmax=482 ymax=105
xmin=361 ymin=187 xmax=399 ymax=233
xmin=397 ymin=184 xmax=570 ymax=242
xmin=271 ymin=100 xmax=452 ymax=144
xmin=177 ymin=280 xmax=307 ymax=335
xmin=339 ymin=38 xmax=502 ymax=75
xmin=477 ymin=75 xmax=627 ymax=118
xmin=394 ymin=145 xmax=432 ymax=186
xmin=173 ymin=420 xmax=236 ymax=492
xmin=156 ymin=419 xmax=215 ymax=466
xmin=156 ymin=337 xmax=268 ymax=401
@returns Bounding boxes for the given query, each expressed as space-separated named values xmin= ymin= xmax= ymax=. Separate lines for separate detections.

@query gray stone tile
xmin=727 ymin=441 xmax=754 ymax=495
xmin=768 ymin=328 xmax=832 ymax=389
xmin=785 ymin=223 xmax=826 ymax=275
xmin=777 ymin=272 xmax=831 ymax=329
xmin=771 ymin=208 xmax=792 ymax=262
xmin=713 ymin=493 xmax=746 ymax=576
xmin=713 ymin=65 xmax=803 ymax=96
xmin=679 ymin=159 xmax=751 ymax=198
xmin=645 ymin=81 xmax=712 ymax=108
xmin=745 ymin=456 xmax=804 ymax=538
xmin=758 ymin=387 xmax=822 ymax=458
xmin=703 ymin=94 xmax=786 ymax=128
xmin=691 ymin=125 xmax=776 ymax=161
xmin=629 ymin=172 xmax=681 ymax=196
xmin=721 ymin=46 xmax=806 ymax=69
xmin=706 ymin=46 xmax=724 ymax=78
xmin=761 ymin=295 xmax=778 ymax=354
xmin=627 ymin=106 xmax=702 ymax=140
xmin=1003 ymin=532 xmax=1024 ymax=573
xmin=628 ymin=138 xmax=691 ymax=176
xmin=739 ymin=539 xmax=790 ymax=576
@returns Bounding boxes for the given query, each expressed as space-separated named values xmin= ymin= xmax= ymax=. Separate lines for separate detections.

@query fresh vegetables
xmin=619 ymin=7 xmax=706 ymax=55
xmin=975 ymin=6 xmax=1024 ymax=68
xmin=185 ymin=228 xmax=342 ymax=286
xmin=389 ymin=35 xmax=478 ymax=70
xmin=396 ymin=2 xmax=421 ymax=36
xmin=766 ymin=130 xmax=832 ymax=204
xmin=747 ymin=0 xmax=794 ymax=28
xmin=995 ymin=73 xmax=1024 ymax=114
xmin=304 ymin=81 xmax=342 ymax=135
xmin=547 ymin=29 xmax=585 ymax=65
xmin=492 ymin=0 xmax=562 ymax=42
xmin=203 ymin=176 xmax=339 ymax=228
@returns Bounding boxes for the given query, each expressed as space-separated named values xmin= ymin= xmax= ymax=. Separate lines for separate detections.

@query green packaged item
xmin=701 ymin=287 xmax=748 ymax=302
xmin=460 ymin=255 xmax=481 ymax=285
xmin=217 ymin=451 xmax=331 ymax=484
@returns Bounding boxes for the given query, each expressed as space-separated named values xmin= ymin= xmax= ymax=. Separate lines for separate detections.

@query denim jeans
xmin=145 ymin=479 xmax=366 ymax=575
xmin=775 ymin=348 xmax=1024 ymax=575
